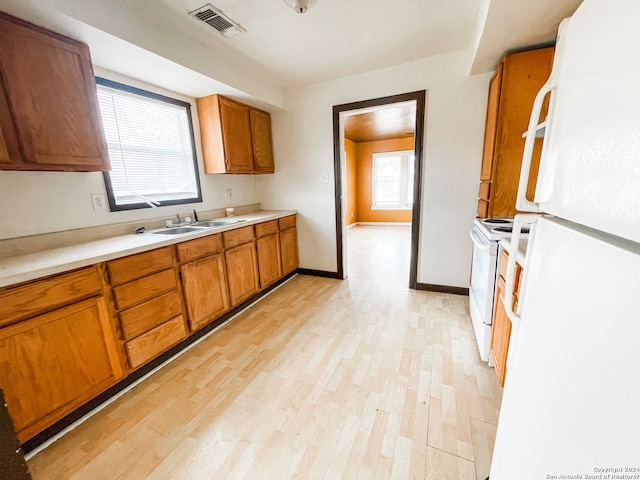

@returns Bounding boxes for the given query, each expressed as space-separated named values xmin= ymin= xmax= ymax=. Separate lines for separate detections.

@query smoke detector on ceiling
xmin=189 ymin=4 xmax=245 ymax=38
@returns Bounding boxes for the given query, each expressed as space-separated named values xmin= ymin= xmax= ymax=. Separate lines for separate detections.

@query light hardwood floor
xmin=28 ymin=225 xmax=502 ymax=479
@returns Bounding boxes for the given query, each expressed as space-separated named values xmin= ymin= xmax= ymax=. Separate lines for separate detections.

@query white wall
xmin=260 ymin=51 xmax=490 ymax=287
xmin=0 ymin=68 xmax=259 ymax=240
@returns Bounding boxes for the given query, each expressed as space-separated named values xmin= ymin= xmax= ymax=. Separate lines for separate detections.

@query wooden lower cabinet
xmin=280 ymin=226 xmax=299 ymax=275
xmin=0 ymin=297 xmax=123 ymax=443
xmin=107 ymin=247 xmax=188 ymax=371
xmin=225 ymin=242 xmax=260 ymax=306
xmin=489 ymin=276 xmax=511 ymax=387
xmin=180 ymin=253 xmax=230 ymax=331
xmin=489 ymin=250 xmax=523 ymax=387
xmin=256 ymin=220 xmax=283 ymax=289
xmin=256 ymin=234 xmax=282 ymax=288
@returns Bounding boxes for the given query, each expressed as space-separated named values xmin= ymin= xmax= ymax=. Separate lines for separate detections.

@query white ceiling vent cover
xmin=189 ymin=4 xmax=245 ymax=38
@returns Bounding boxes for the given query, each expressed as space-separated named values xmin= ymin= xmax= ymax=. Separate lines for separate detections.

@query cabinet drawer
xmin=477 ymin=199 xmax=489 ymax=218
xmin=255 ymin=220 xmax=278 ymax=238
xmin=478 ymin=181 xmax=491 ymax=201
xmin=177 ymin=233 xmax=223 ymax=262
xmin=112 ymin=269 xmax=176 ymax=310
xmin=0 ymin=266 xmax=103 ymax=328
xmin=119 ymin=290 xmax=183 ymax=341
xmin=223 ymin=225 xmax=255 ymax=248
xmin=125 ymin=315 xmax=187 ymax=369
xmin=278 ymin=215 xmax=296 ymax=230
xmin=107 ymin=246 xmax=174 ymax=285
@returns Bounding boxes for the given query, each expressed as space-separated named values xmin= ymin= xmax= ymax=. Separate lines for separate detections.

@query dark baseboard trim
xmin=414 ymin=283 xmax=469 ymax=296
xmin=22 ymin=271 xmax=297 ymax=454
xmin=296 ymin=268 xmax=343 ymax=279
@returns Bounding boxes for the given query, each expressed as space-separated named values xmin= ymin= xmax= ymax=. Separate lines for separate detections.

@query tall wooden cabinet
xmin=196 ymin=94 xmax=275 ymax=174
xmin=0 ymin=12 xmax=109 ymax=172
xmin=477 ymin=47 xmax=554 ymax=218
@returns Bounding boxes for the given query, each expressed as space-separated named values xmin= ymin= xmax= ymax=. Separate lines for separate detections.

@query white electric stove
xmin=469 ymin=217 xmax=529 ymax=363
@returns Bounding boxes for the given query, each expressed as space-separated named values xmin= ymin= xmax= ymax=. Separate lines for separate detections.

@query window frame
xmin=96 ymin=77 xmax=203 ymax=212
xmin=371 ymin=150 xmax=414 ymax=210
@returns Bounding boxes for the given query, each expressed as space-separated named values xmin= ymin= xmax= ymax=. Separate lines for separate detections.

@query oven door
xmin=469 ymin=226 xmax=498 ymax=325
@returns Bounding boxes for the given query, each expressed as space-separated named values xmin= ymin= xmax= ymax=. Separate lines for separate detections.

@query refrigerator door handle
xmin=515 ymin=18 xmax=570 ymax=213
xmin=504 ymin=214 xmax=542 ymax=328
xmin=515 ymin=79 xmax=558 ymax=213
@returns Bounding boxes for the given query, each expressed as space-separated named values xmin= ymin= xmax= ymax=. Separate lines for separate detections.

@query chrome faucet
xmin=175 ymin=213 xmax=181 ymax=224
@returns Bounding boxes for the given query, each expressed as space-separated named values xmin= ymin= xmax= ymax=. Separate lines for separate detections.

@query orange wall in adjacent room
xmin=345 ymin=138 xmax=358 ymax=226
xmin=356 ymin=137 xmax=414 ymax=223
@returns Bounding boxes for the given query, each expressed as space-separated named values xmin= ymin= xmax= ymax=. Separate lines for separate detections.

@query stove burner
xmin=493 ymin=226 xmax=530 ymax=233
xmin=482 ymin=218 xmax=511 ymax=224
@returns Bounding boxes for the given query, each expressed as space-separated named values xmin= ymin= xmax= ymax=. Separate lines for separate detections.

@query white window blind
xmin=372 ymin=150 xmax=414 ymax=210
xmin=96 ymin=79 xmax=201 ymax=210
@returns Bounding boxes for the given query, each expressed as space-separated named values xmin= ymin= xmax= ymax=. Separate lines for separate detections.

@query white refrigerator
xmin=490 ymin=0 xmax=640 ymax=478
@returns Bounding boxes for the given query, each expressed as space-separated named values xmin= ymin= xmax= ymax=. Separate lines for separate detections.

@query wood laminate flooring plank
xmin=28 ymin=226 xmax=502 ymax=479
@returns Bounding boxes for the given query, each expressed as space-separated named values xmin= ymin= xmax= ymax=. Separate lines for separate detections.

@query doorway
xmin=332 ymin=91 xmax=426 ymax=288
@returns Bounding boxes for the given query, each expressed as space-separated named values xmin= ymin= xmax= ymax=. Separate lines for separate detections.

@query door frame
xmin=332 ymin=90 xmax=426 ymax=288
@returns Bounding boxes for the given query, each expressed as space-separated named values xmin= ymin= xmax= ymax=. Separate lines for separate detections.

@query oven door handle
xmin=469 ymin=229 xmax=491 ymax=252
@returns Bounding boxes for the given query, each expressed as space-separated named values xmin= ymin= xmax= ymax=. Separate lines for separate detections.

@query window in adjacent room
xmin=371 ymin=150 xmax=414 ymax=209
xmin=95 ymin=77 xmax=202 ymax=211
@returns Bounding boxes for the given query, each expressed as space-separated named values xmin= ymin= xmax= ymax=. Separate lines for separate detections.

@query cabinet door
xmin=225 ymin=242 xmax=259 ymax=306
xmin=0 ymin=80 xmax=20 ymax=167
xmin=250 ymin=108 xmax=274 ymax=173
xmin=0 ymin=13 xmax=109 ymax=172
xmin=219 ymin=97 xmax=254 ymax=173
xmin=280 ymin=227 xmax=299 ymax=275
xmin=480 ymin=62 xmax=503 ymax=183
xmin=256 ymin=233 xmax=282 ymax=288
xmin=489 ymin=276 xmax=511 ymax=387
xmin=181 ymin=253 xmax=230 ymax=331
xmin=0 ymin=298 xmax=123 ymax=443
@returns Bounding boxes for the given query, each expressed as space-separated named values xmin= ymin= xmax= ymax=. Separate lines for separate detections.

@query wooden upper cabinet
xmin=219 ymin=96 xmax=254 ymax=173
xmin=0 ymin=12 xmax=109 ymax=172
xmin=196 ymin=94 xmax=274 ymax=174
xmin=477 ymin=47 xmax=554 ymax=218
xmin=250 ymin=108 xmax=275 ymax=173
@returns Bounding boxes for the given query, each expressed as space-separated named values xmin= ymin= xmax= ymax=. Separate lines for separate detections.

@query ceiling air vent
xmin=189 ymin=4 xmax=245 ymax=38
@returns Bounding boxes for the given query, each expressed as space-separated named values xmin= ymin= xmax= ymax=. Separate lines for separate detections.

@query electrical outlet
xmin=91 ymin=193 xmax=108 ymax=211
xmin=226 ymin=188 xmax=233 ymax=200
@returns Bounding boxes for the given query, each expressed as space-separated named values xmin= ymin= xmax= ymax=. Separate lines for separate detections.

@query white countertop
xmin=0 ymin=210 xmax=296 ymax=288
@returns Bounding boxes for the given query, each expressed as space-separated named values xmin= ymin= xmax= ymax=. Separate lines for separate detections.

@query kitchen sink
xmin=148 ymin=226 xmax=208 ymax=235
xmin=193 ymin=219 xmax=247 ymax=228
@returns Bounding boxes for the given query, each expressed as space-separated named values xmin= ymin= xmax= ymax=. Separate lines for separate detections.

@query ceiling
xmin=0 ymin=0 xmax=582 ymax=114
xmin=161 ymin=0 xmax=481 ymax=87
xmin=157 ymin=0 xmax=582 ymax=86
xmin=344 ymin=103 xmax=416 ymax=143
